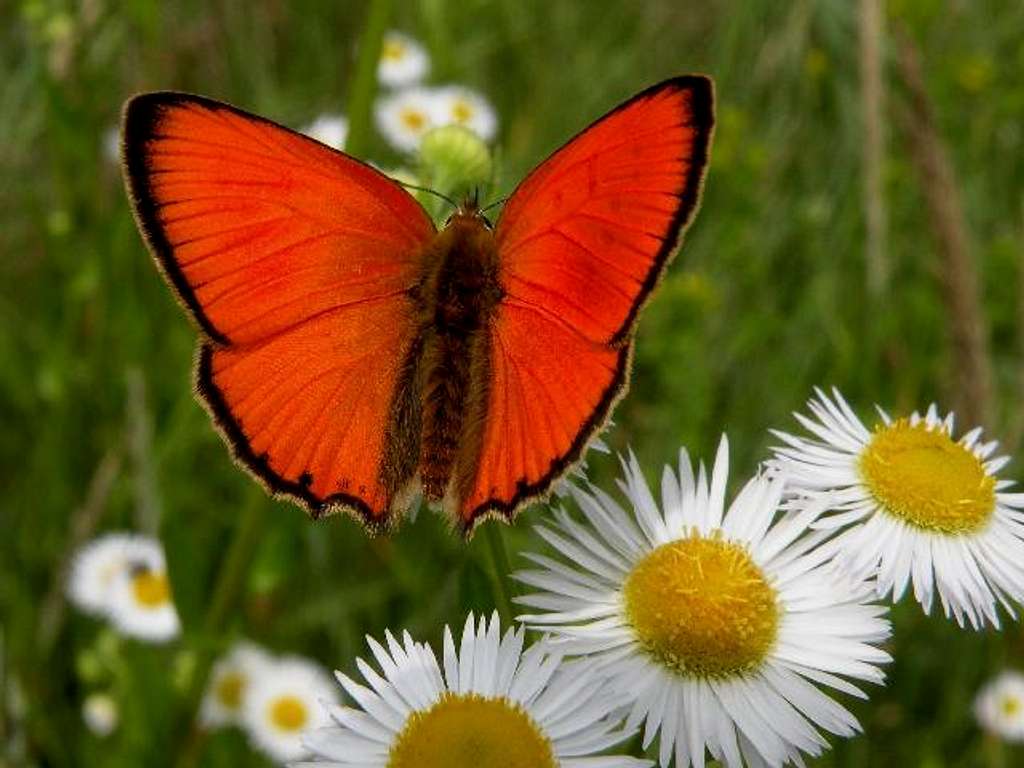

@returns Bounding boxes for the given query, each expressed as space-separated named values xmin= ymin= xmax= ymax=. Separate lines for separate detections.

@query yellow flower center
xmin=215 ymin=671 xmax=245 ymax=711
xmin=131 ymin=570 xmax=171 ymax=609
xmin=387 ymin=693 xmax=555 ymax=768
xmin=382 ymin=39 xmax=407 ymax=62
xmin=859 ymin=418 xmax=995 ymax=534
xmin=269 ymin=695 xmax=308 ymax=732
xmin=400 ymin=108 xmax=427 ymax=133
xmin=1001 ymin=695 xmax=1021 ymax=717
xmin=623 ymin=531 xmax=779 ymax=679
xmin=451 ymin=99 xmax=474 ymax=124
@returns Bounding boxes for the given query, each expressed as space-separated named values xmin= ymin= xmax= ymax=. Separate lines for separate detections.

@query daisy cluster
xmin=67 ymin=532 xmax=180 ymax=643
xmin=199 ymin=642 xmax=338 ymax=763
xmin=373 ymin=30 xmax=497 ymax=153
xmin=299 ymin=387 xmax=1024 ymax=768
xmin=293 ymin=31 xmax=497 ymax=160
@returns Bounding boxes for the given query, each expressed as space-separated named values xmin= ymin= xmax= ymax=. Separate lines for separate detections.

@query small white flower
xmin=301 ymin=114 xmax=349 ymax=150
xmin=430 ymin=85 xmax=498 ymax=142
xmin=375 ymin=87 xmax=438 ymax=153
xmin=377 ymin=31 xmax=429 ymax=88
xmin=517 ymin=437 xmax=891 ymax=768
xmin=303 ymin=612 xmax=648 ymax=767
xmin=243 ymin=656 xmax=337 ymax=763
xmin=102 ymin=126 xmax=120 ymax=164
xmin=106 ymin=541 xmax=180 ymax=643
xmin=975 ymin=670 xmax=1024 ymax=741
xmin=68 ymin=533 xmax=163 ymax=618
xmin=82 ymin=692 xmax=119 ymax=737
xmin=771 ymin=387 xmax=1024 ymax=629
xmin=200 ymin=642 xmax=273 ymax=729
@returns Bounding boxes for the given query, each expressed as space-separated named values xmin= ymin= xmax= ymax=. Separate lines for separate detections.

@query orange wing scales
xmin=197 ymin=297 xmax=415 ymax=519
xmin=462 ymin=303 xmax=628 ymax=520
xmin=123 ymin=79 xmax=712 ymax=536
xmin=124 ymin=92 xmax=435 ymax=528
xmin=458 ymin=76 xmax=714 ymax=531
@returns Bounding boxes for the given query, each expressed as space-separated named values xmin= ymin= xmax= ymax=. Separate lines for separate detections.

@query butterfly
xmin=121 ymin=76 xmax=714 ymax=536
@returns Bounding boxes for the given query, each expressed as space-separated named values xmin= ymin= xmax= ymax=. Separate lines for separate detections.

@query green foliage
xmin=2 ymin=0 xmax=1024 ymax=765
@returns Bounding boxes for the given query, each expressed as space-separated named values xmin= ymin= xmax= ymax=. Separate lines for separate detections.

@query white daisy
xmin=67 ymin=533 xmax=164 ymax=618
xmin=377 ymin=31 xmax=429 ymax=88
xmin=430 ymin=85 xmax=498 ymax=142
xmin=516 ymin=437 xmax=891 ymax=768
xmin=106 ymin=540 xmax=180 ymax=643
xmin=374 ymin=87 xmax=438 ymax=153
xmin=301 ymin=612 xmax=649 ymax=768
xmin=301 ymin=114 xmax=349 ymax=150
xmin=975 ymin=670 xmax=1024 ymax=741
xmin=771 ymin=387 xmax=1024 ymax=629
xmin=82 ymin=692 xmax=119 ymax=737
xmin=243 ymin=656 xmax=338 ymax=763
xmin=200 ymin=641 xmax=273 ymax=729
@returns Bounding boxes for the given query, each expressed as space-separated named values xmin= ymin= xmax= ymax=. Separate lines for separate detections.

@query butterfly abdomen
xmin=410 ymin=213 xmax=502 ymax=507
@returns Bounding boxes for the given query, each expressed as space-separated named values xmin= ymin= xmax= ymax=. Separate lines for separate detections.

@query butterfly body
xmin=390 ymin=204 xmax=502 ymax=513
xmin=122 ymin=78 xmax=714 ymax=535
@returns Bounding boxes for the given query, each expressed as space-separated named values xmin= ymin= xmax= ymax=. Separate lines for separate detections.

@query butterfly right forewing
xmin=457 ymin=76 xmax=715 ymax=532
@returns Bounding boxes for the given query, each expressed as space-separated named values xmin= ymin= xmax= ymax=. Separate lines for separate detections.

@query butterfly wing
xmin=123 ymin=92 xmax=435 ymax=528
xmin=458 ymin=76 xmax=714 ymax=531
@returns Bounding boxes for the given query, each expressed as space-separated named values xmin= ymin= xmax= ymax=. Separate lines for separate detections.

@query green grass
xmin=3 ymin=0 xmax=1024 ymax=765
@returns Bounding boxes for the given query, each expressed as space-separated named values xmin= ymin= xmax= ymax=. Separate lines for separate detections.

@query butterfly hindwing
xmin=123 ymin=92 xmax=436 ymax=527
xmin=460 ymin=76 xmax=714 ymax=529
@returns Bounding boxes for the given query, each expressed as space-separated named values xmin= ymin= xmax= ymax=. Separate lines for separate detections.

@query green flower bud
xmin=418 ymin=125 xmax=493 ymax=203
xmin=95 ymin=628 xmax=121 ymax=659
xmin=171 ymin=650 xmax=197 ymax=692
xmin=76 ymin=650 xmax=104 ymax=684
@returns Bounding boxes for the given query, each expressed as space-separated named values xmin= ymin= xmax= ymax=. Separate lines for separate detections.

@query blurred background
xmin=3 ymin=0 xmax=1024 ymax=765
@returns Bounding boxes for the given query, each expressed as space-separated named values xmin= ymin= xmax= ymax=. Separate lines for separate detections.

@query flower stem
xmin=344 ymin=0 xmax=392 ymax=157
xmin=484 ymin=522 xmax=515 ymax=625
xmin=203 ymin=491 xmax=265 ymax=632
xmin=172 ymin=489 xmax=266 ymax=768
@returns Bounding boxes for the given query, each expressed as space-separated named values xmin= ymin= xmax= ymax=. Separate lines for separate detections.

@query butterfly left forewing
xmin=123 ymin=92 xmax=433 ymax=346
xmin=123 ymin=93 xmax=436 ymax=527
xmin=457 ymin=76 xmax=714 ymax=532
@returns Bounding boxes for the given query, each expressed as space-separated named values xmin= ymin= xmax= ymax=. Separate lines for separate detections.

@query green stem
xmin=203 ymin=492 xmax=265 ymax=632
xmin=344 ymin=0 xmax=392 ymax=157
xmin=172 ymin=491 xmax=265 ymax=768
xmin=484 ymin=522 xmax=515 ymax=626
xmin=983 ymin=733 xmax=1006 ymax=768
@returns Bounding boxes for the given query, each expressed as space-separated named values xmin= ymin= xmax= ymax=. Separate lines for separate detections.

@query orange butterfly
xmin=121 ymin=76 xmax=714 ymax=535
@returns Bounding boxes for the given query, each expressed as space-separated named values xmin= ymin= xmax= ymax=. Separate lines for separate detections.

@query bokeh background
xmin=3 ymin=0 xmax=1024 ymax=765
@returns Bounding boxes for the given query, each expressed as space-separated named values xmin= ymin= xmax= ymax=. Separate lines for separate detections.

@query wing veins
xmin=506 ymin=126 xmax=690 ymax=199
xmin=508 ymin=342 xmax=575 ymax=464
xmin=505 ymin=275 xmax=615 ymax=339
xmin=153 ymin=135 xmax=323 ymax=173
xmin=212 ymin=290 xmax=407 ymax=350
xmin=186 ymin=222 xmax=382 ymax=278
xmin=206 ymin=107 xmax=430 ymax=244
xmin=225 ymin=284 xmax=408 ymax=337
xmin=153 ymin=177 xmax=285 ymax=190
xmin=549 ymin=227 xmax=647 ymax=287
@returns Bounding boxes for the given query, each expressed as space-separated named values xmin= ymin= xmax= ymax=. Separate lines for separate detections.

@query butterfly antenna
xmin=396 ymin=181 xmax=459 ymax=211
xmin=480 ymin=195 xmax=509 ymax=215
